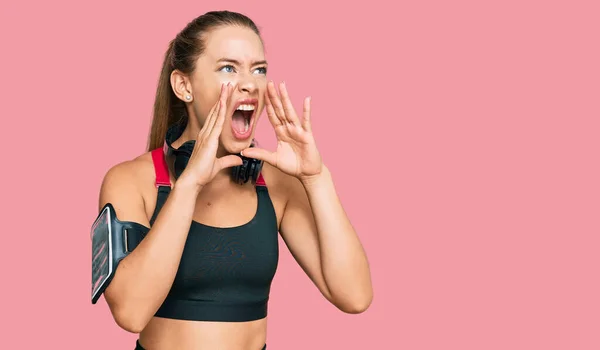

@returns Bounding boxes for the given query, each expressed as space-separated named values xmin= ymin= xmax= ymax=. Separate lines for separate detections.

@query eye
xmin=254 ymin=67 xmax=267 ymax=75
xmin=220 ymin=65 xmax=235 ymax=73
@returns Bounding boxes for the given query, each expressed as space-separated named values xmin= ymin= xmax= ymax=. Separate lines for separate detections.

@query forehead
xmin=202 ymin=25 xmax=265 ymax=63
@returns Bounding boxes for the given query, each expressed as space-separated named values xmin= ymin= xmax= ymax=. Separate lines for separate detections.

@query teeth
xmin=236 ymin=104 xmax=255 ymax=111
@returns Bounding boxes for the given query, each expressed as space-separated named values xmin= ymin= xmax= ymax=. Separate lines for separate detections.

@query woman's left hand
xmin=242 ymin=81 xmax=323 ymax=181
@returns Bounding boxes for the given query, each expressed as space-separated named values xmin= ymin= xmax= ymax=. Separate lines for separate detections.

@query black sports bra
xmin=147 ymin=148 xmax=279 ymax=322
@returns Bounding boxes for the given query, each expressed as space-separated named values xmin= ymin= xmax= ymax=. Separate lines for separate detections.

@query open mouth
xmin=231 ymin=99 xmax=257 ymax=139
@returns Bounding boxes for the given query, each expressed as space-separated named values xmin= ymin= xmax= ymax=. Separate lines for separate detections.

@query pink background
xmin=1 ymin=0 xmax=599 ymax=349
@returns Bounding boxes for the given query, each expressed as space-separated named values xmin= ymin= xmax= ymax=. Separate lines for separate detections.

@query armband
xmin=90 ymin=203 xmax=149 ymax=304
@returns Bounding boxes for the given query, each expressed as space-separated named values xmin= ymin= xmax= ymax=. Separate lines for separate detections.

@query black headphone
xmin=164 ymin=122 xmax=264 ymax=185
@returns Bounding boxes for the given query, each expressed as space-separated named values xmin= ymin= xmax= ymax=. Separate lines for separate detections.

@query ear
xmin=170 ymin=70 xmax=194 ymax=103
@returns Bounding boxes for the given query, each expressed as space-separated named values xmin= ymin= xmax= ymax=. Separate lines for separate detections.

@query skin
xmin=98 ymin=25 xmax=373 ymax=350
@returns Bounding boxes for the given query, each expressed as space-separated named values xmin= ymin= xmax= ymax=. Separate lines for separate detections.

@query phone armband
xmin=90 ymin=203 xmax=149 ymax=304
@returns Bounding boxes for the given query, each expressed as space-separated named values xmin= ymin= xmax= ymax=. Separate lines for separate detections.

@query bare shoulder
xmin=98 ymin=152 xmax=157 ymax=226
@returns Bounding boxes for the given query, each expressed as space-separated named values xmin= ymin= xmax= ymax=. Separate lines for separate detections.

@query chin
xmin=222 ymin=135 xmax=255 ymax=155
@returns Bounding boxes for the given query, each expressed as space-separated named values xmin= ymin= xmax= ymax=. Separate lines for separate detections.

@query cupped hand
xmin=241 ymin=81 xmax=323 ymax=181
xmin=177 ymin=83 xmax=243 ymax=188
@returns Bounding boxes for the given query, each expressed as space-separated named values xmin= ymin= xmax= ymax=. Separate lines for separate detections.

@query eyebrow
xmin=217 ymin=58 xmax=268 ymax=66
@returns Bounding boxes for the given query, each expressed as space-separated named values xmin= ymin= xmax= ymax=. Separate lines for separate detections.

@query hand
xmin=177 ymin=83 xmax=243 ymax=188
xmin=241 ymin=81 xmax=323 ymax=181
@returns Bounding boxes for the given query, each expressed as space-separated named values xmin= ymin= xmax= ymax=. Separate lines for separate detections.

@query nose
xmin=236 ymin=71 xmax=258 ymax=94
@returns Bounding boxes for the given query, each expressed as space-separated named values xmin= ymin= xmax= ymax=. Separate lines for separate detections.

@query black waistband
xmin=154 ymin=298 xmax=269 ymax=322
xmin=135 ymin=340 xmax=267 ymax=349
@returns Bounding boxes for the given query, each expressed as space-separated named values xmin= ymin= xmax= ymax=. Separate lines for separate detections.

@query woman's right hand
xmin=176 ymin=83 xmax=243 ymax=189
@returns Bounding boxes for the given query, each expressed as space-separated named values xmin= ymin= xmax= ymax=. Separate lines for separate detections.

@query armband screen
xmin=91 ymin=203 xmax=149 ymax=304
xmin=91 ymin=205 xmax=113 ymax=304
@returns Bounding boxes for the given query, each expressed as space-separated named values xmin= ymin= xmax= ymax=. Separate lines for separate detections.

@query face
xmin=172 ymin=25 xmax=268 ymax=154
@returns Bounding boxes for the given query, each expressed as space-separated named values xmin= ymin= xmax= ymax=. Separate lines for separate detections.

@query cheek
xmin=218 ymin=76 xmax=236 ymax=85
xmin=257 ymin=78 xmax=267 ymax=89
xmin=193 ymin=94 xmax=219 ymax=123
xmin=191 ymin=80 xmax=222 ymax=120
xmin=257 ymin=80 xmax=268 ymax=112
xmin=256 ymin=78 xmax=267 ymax=96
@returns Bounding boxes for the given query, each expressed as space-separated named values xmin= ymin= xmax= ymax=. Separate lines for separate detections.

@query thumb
xmin=217 ymin=155 xmax=244 ymax=169
xmin=241 ymin=147 xmax=277 ymax=166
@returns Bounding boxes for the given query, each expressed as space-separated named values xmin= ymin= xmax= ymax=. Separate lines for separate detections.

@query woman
xmin=98 ymin=10 xmax=373 ymax=350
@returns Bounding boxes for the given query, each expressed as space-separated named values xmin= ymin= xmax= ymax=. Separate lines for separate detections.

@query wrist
xmin=299 ymin=164 xmax=331 ymax=190
xmin=173 ymin=176 xmax=204 ymax=196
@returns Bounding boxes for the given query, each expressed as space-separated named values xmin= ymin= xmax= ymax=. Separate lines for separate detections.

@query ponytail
xmin=146 ymin=40 xmax=183 ymax=151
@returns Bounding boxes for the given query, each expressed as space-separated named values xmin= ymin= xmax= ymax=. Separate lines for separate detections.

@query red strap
xmin=151 ymin=148 xmax=171 ymax=187
xmin=256 ymin=172 xmax=266 ymax=187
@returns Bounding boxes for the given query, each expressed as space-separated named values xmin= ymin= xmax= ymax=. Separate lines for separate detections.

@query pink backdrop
xmin=1 ymin=0 xmax=599 ymax=349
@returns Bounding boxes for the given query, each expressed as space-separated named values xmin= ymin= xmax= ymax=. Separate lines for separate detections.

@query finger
xmin=203 ymin=83 xmax=230 ymax=141
xmin=240 ymin=147 xmax=277 ymax=167
xmin=264 ymin=90 xmax=282 ymax=127
xmin=267 ymin=81 xmax=288 ymax=124
xmin=302 ymin=96 xmax=312 ymax=131
xmin=208 ymin=86 xmax=231 ymax=142
xmin=207 ymin=100 xmax=226 ymax=142
xmin=198 ymin=84 xmax=225 ymax=141
xmin=198 ymin=95 xmax=219 ymax=138
xmin=216 ymin=154 xmax=244 ymax=169
xmin=213 ymin=83 xmax=230 ymax=128
xmin=225 ymin=82 xmax=234 ymax=106
xmin=199 ymin=102 xmax=220 ymax=142
xmin=279 ymin=82 xmax=300 ymax=125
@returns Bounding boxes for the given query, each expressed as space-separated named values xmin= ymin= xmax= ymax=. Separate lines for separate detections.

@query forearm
xmin=301 ymin=166 xmax=373 ymax=309
xmin=105 ymin=182 xmax=201 ymax=327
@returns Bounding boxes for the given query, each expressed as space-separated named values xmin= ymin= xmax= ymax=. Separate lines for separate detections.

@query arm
xmin=98 ymin=160 xmax=202 ymax=333
xmin=98 ymin=84 xmax=237 ymax=332
xmin=279 ymin=165 xmax=373 ymax=314
xmin=241 ymin=81 xmax=372 ymax=313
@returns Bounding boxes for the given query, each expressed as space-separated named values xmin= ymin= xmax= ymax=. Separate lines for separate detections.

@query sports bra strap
xmin=256 ymin=173 xmax=266 ymax=187
xmin=151 ymin=147 xmax=172 ymax=188
xmin=150 ymin=148 xmax=172 ymax=226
